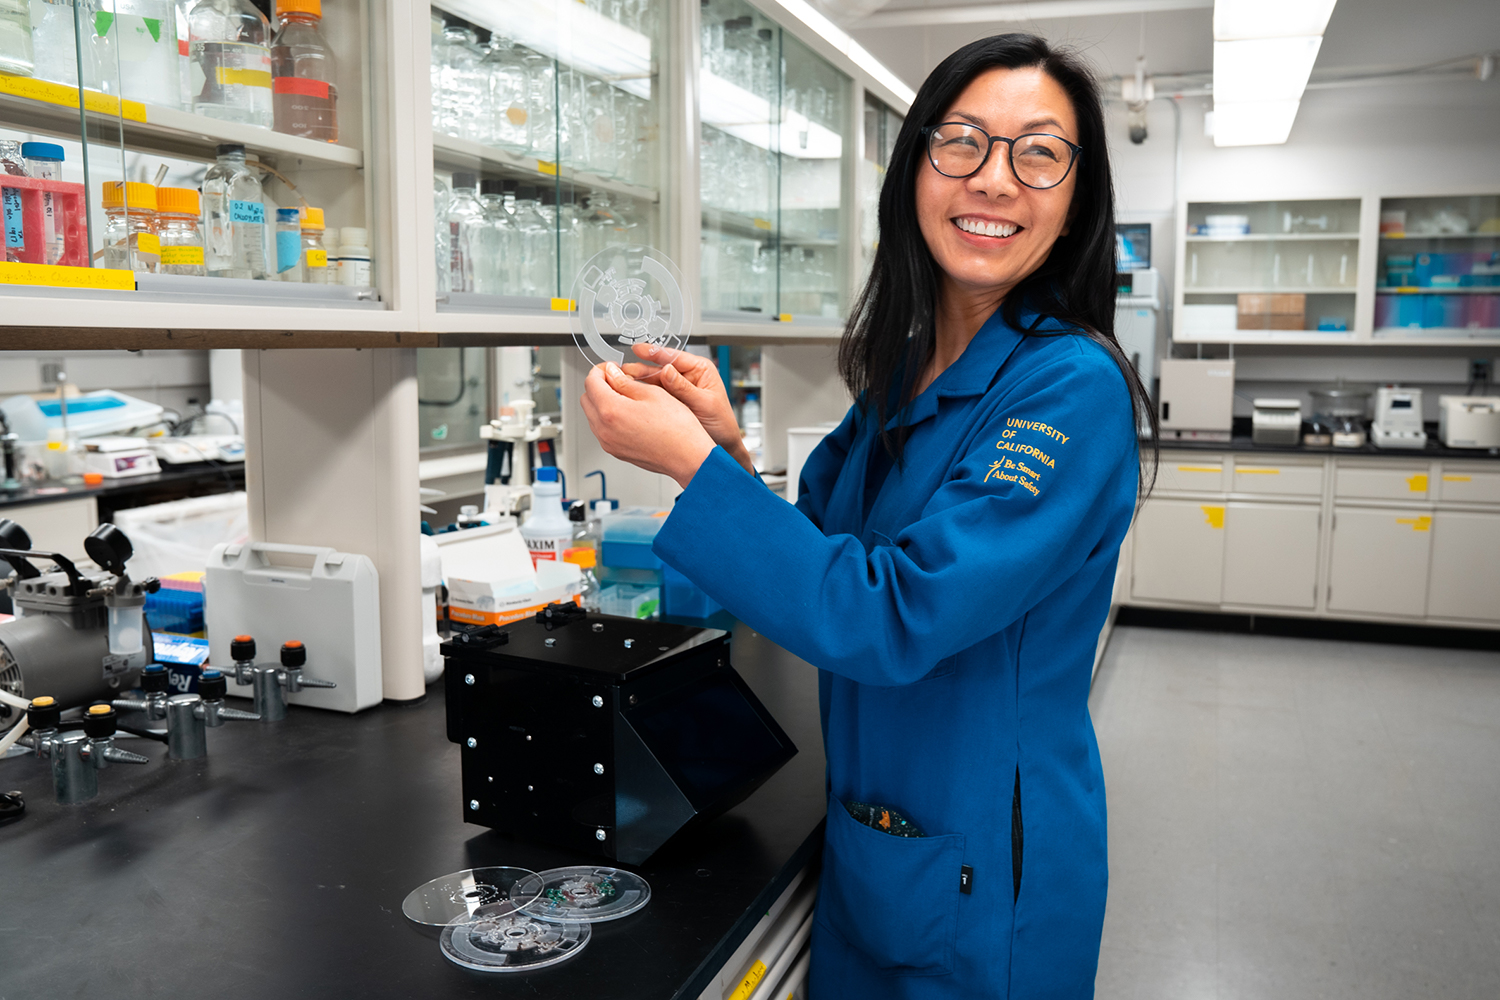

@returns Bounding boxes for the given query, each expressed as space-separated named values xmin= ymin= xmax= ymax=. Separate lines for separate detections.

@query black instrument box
xmin=443 ymin=606 xmax=797 ymax=865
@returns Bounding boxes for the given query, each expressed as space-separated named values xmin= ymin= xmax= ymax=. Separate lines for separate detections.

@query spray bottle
xmin=519 ymin=467 xmax=572 ymax=568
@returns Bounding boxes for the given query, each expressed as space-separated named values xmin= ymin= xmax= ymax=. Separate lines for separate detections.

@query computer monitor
xmin=1116 ymin=223 xmax=1151 ymax=271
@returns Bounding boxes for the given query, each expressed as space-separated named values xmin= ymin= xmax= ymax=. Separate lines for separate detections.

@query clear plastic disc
xmin=511 ymin=866 xmax=652 ymax=923
xmin=439 ymin=905 xmax=591 ymax=973
xmin=402 ymin=867 xmax=541 ymax=927
xmin=569 ymin=246 xmax=692 ymax=367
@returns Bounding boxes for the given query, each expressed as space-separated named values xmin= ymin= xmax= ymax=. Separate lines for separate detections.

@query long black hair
xmin=839 ymin=33 xmax=1157 ymax=493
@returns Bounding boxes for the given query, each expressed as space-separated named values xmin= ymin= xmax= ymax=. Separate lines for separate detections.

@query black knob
xmin=84 ymin=523 xmax=133 ymax=575
xmin=25 ymin=696 xmax=60 ymax=732
xmin=141 ymin=664 xmax=169 ymax=694
xmin=230 ymin=635 xmax=256 ymax=662
xmin=280 ymin=641 xmax=306 ymax=668
xmin=83 ymin=703 xmax=117 ymax=739
xmin=0 ymin=517 xmax=31 ymax=551
xmin=198 ymin=669 xmax=227 ymax=702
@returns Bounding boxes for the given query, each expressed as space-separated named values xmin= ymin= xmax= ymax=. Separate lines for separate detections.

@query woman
xmin=583 ymin=33 xmax=1153 ymax=999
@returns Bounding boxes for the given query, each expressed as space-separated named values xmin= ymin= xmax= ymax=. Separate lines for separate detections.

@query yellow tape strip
xmin=0 ymin=261 xmax=135 ymax=290
xmin=0 ymin=71 xmax=145 ymax=121
xmin=727 ymin=960 xmax=767 ymax=1000
xmin=1176 ymin=466 xmax=1222 ymax=473
xmin=1201 ymin=505 xmax=1225 ymax=529
xmin=1407 ymin=474 xmax=1428 ymax=492
xmin=215 ymin=66 xmax=272 ymax=89
xmin=1236 ymin=468 xmax=1281 ymax=474
xmin=778 ymin=313 xmax=792 ymax=323
xmin=1395 ymin=516 xmax=1432 ymax=532
xmin=1443 ymin=475 xmax=1472 ymax=482
xmin=536 ymin=160 xmax=558 ymax=176
xmin=753 ymin=217 xmax=772 ymax=230
xmin=550 ymin=297 xmax=574 ymax=312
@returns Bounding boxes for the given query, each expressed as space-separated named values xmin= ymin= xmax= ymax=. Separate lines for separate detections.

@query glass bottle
xmin=82 ymin=0 xmax=179 ymax=103
xmin=433 ymin=173 xmax=449 ymax=296
xmin=436 ymin=24 xmax=481 ymax=140
xmin=582 ymin=76 xmax=617 ymax=178
xmin=557 ymin=188 xmax=582 ymax=294
xmin=473 ymin=178 xmax=515 ymax=296
xmin=580 ymin=191 xmax=613 ymax=266
xmin=483 ymin=33 xmax=529 ymax=153
xmin=532 ymin=185 xmax=559 ymax=298
xmin=174 ymin=0 xmax=191 ymax=107
xmin=21 ymin=142 xmax=65 ymax=265
xmin=273 ymin=205 xmax=301 ymax=280
xmin=101 ymin=181 xmax=159 ymax=272
xmin=155 ymin=185 xmax=206 ymax=275
xmin=0 ymin=0 xmax=33 ymax=77
xmin=511 ymin=183 xmax=550 ymax=298
xmin=270 ymin=0 xmax=336 ymax=142
xmin=445 ymin=171 xmax=482 ymax=294
xmin=29 ymin=0 xmax=77 ymax=85
xmin=202 ymin=143 xmax=267 ymax=279
xmin=189 ymin=0 xmax=273 ymax=128
xmin=299 ymin=205 xmax=328 ymax=283
xmin=337 ymin=225 xmax=369 ymax=286
xmin=521 ymin=47 xmax=555 ymax=158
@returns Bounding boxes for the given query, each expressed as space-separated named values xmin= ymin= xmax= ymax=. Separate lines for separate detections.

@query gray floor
xmin=1090 ymin=625 xmax=1500 ymax=1000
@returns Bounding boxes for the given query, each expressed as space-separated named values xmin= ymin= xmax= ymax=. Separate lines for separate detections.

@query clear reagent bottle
xmin=156 ymin=185 xmax=207 ymax=275
xmin=299 ymin=205 xmax=329 ymax=283
xmin=271 ymin=0 xmax=337 ymax=142
xmin=21 ymin=141 xmax=65 ymax=265
xmin=101 ymin=181 xmax=159 ymax=272
xmin=202 ymin=143 xmax=267 ymax=279
xmin=189 ymin=0 xmax=273 ymax=127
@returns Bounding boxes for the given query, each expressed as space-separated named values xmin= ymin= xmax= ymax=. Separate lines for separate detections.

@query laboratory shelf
xmin=1183 ymin=287 xmax=1357 ymax=295
xmin=702 ymin=206 xmax=840 ymax=247
xmin=1378 ymin=233 xmax=1500 ymax=241
xmin=1184 ymin=233 xmax=1360 ymax=242
xmin=432 ymin=133 xmax=660 ymax=204
xmin=1375 ymin=286 xmax=1499 ymax=294
xmin=0 ymin=90 xmax=364 ymax=170
xmin=1372 ymin=329 xmax=1500 ymax=341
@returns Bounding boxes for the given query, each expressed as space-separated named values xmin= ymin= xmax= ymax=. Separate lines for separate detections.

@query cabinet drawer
xmin=1429 ymin=511 xmax=1500 ymax=622
xmin=1157 ymin=458 xmax=1226 ymax=493
xmin=1130 ymin=498 xmax=1226 ymax=604
xmin=1327 ymin=507 xmax=1432 ymax=617
xmin=1335 ymin=465 xmax=1431 ymax=500
xmin=1231 ymin=461 xmax=1324 ymax=496
xmin=1437 ymin=468 xmax=1500 ymax=504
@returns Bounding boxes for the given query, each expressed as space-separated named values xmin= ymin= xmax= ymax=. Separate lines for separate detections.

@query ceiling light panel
xmin=1214 ymin=0 xmax=1337 ymax=40
xmin=1212 ymin=35 xmax=1322 ymax=103
xmin=1211 ymin=100 xmax=1301 ymax=146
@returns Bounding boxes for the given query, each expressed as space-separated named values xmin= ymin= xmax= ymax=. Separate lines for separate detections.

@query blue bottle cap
xmin=534 ymin=467 xmax=558 ymax=482
xmin=21 ymin=142 xmax=64 ymax=161
xmin=276 ymin=207 xmax=301 ymax=221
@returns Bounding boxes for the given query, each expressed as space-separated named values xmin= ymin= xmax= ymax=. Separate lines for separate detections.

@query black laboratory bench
xmin=0 ymin=624 xmax=826 ymax=1000
xmin=0 ymin=462 xmax=246 ymax=520
xmin=1156 ymin=418 xmax=1500 ymax=460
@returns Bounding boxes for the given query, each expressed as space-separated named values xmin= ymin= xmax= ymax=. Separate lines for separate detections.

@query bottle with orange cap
xmin=101 ymin=181 xmax=159 ymax=272
xmin=156 ymin=186 xmax=207 ymax=276
xmin=299 ymin=205 xmax=330 ymax=283
xmin=271 ymin=0 xmax=338 ymax=142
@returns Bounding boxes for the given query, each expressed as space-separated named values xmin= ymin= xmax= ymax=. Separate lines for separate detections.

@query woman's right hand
xmin=622 ymin=344 xmax=755 ymax=474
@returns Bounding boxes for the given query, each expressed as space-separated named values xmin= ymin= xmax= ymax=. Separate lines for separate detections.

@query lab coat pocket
xmin=819 ymin=794 xmax=966 ymax=976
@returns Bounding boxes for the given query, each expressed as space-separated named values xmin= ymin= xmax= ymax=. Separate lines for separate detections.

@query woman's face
xmin=916 ymin=66 xmax=1080 ymax=304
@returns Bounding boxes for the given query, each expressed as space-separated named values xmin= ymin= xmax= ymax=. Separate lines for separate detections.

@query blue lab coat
xmin=653 ymin=306 xmax=1139 ymax=998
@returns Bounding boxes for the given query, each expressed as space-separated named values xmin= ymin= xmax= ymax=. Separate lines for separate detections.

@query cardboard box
xmin=1237 ymin=293 xmax=1305 ymax=330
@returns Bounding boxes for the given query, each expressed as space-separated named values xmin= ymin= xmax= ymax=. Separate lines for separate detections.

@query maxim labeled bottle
xmin=189 ymin=0 xmax=273 ymax=127
xmin=520 ymin=467 xmax=572 ymax=568
xmin=202 ymin=143 xmax=267 ymax=279
xmin=270 ymin=0 xmax=336 ymax=142
xmin=156 ymin=186 xmax=206 ymax=275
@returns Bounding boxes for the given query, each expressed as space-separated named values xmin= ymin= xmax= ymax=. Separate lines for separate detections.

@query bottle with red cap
xmin=271 ymin=0 xmax=338 ymax=142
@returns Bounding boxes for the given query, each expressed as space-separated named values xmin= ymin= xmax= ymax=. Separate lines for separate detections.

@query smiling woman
xmin=582 ymin=32 xmax=1155 ymax=1000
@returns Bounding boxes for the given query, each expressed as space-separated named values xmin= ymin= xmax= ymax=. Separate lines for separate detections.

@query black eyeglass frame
xmin=921 ymin=123 xmax=1084 ymax=190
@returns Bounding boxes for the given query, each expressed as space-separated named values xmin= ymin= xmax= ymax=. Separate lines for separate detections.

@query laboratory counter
xmin=0 ymin=624 xmax=827 ymax=1000
xmin=0 ymin=462 xmax=246 ymax=521
xmin=1157 ymin=419 xmax=1500 ymax=460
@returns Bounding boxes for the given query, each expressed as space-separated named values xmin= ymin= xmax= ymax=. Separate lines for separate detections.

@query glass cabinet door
xmin=1374 ymin=194 xmax=1499 ymax=337
xmin=859 ymin=91 xmax=900 ymax=283
xmin=699 ymin=0 xmax=848 ymax=325
xmin=1179 ymin=198 xmax=1360 ymax=337
xmin=430 ymin=0 xmax=667 ymax=312
xmin=0 ymin=0 xmax=379 ymax=309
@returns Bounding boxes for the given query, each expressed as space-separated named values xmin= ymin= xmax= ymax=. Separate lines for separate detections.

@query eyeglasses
xmin=922 ymin=122 xmax=1082 ymax=190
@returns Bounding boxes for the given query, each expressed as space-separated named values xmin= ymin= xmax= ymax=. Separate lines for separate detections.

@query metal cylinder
xmin=51 ymin=736 xmax=98 ymax=805
xmin=165 ymin=695 xmax=207 ymax=760
xmin=252 ymin=668 xmax=287 ymax=722
xmin=0 ymin=615 xmax=147 ymax=727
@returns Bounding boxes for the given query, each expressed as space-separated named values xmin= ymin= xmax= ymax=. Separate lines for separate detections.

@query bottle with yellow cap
xmin=157 ymin=186 xmax=207 ymax=276
xmin=299 ymin=205 xmax=330 ymax=283
xmin=271 ymin=0 xmax=337 ymax=142
xmin=101 ymin=181 xmax=159 ymax=272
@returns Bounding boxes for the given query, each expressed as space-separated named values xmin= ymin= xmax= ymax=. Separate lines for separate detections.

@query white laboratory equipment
xmin=1114 ymin=267 xmax=1160 ymax=389
xmin=1158 ymin=359 xmax=1236 ymax=442
xmin=1371 ymin=386 xmax=1428 ymax=450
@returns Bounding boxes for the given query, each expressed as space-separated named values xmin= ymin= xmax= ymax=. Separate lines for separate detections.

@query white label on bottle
xmin=526 ymin=534 xmax=570 ymax=568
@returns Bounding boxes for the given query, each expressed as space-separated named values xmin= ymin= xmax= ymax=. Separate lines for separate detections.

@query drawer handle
xmin=1237 ymin=468 xmax=1281 ymax=475
xmin=1443 ymin=475 xmax=1472 ymax=482
xmin=1176 ymin=466 xmax=1222 ymax=473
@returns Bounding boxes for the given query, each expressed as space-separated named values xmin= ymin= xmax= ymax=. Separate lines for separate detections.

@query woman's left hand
xmin=581 ymin=362 xmax=717 ymax=489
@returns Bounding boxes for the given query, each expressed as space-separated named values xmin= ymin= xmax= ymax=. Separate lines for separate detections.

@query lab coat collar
xmin=883 ymin=305 xmax=1066 ymax=431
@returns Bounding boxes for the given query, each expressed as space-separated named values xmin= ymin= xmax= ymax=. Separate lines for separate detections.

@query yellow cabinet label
xmin=1395 ymin=516 xmax=1432 ymax=532
xmin=305 ymin=249 xmax=327 ymax=268
xmin=550 ymin=297 xmax=575 ymax=312
xmin=1201 ymin=505 xmax=1225 ymax=529
xmin=1237 ymin=467 xmax=1280 ymax=475
xmin=1406 ymin=474 xmax=1428 ymax=492
xmin=728 ymin=960 xmax=767 ymax=1000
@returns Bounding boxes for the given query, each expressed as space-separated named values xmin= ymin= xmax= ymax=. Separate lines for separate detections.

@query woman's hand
xmin=581 ymin=362 xmax=718 ymax=489
xmin=621 ymin=344 xmax=754 ymax=474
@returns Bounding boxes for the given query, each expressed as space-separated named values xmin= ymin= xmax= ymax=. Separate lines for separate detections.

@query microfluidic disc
xmin=439 ymin=905 xmax=591 ymax=972
xmin=511 ymin=866 xmax=652 ymax=923
xmin=402 ymin=867 xmax=541 ymax=927
xmin=569 ymin=246 xmax=692 ymax=368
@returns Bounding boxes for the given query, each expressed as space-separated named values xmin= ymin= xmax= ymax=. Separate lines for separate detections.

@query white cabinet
xmin=1327 ymin=506 xmax=1431 ymax=617
xmin=1428 ymin=511 xmax=1500 ymax=623
xmin=1230 ymin=459 xmax=1323 ymax=497
xmin=1222 ymin=502 xmax=1320 ymax=609
xmin=1336 ymin=464 xmax=1430 ymax=500
xmin=1131 ymin=498 xmax=1225 ymax=604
